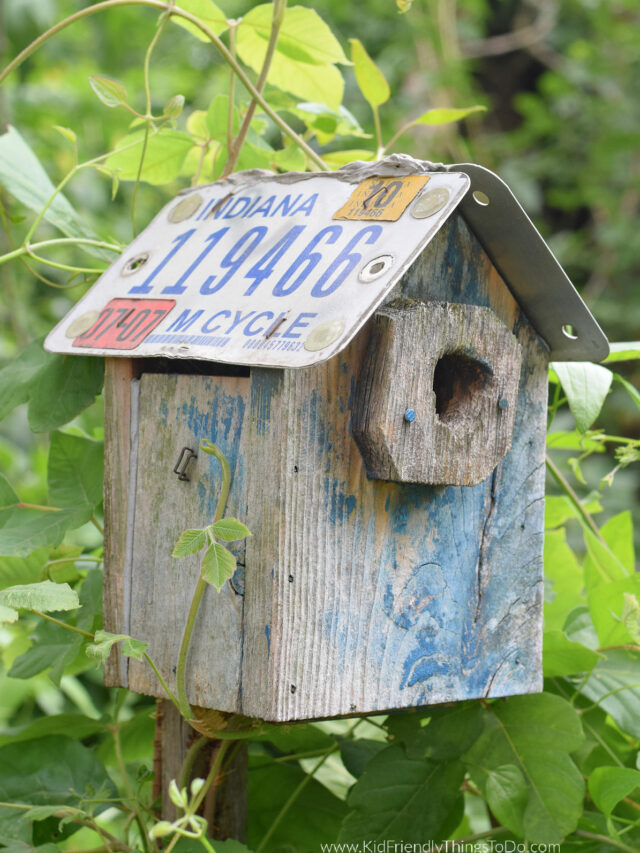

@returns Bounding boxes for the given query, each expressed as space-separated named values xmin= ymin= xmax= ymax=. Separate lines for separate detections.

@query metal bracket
xmin=447 ymin=163 xmax=609 ymax=362
xmin=173 ymin=447 xmax=197 ymax=481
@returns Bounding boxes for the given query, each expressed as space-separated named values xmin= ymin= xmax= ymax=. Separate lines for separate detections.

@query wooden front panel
xmin=108 ymin=372 xmax=249 ymax=710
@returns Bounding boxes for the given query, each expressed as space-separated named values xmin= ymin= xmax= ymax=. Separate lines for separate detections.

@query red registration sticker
xmin=73 ymin=298 xmax=176 ymax=350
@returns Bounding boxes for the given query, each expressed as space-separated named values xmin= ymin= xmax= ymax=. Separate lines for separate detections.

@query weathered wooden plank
xmin=240 ymin=213 xmax=548 ymax=721
xmin=352 ymin=299 xmax=522 ymax=485
xmin=104 ymin=357 xmax=141 ymax=687
xmin=126 ymin=374 xmax=249 ymax=710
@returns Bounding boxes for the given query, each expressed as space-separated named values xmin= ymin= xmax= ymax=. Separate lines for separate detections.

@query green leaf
xmin=575 ymin=705 xmax=635 ymax=776
xmin=48 ymin=432 xmax=103 ymax=522
xmin=614 ymin=372 xmax=640 ymax=409
xmin=0 ymin=126 xmax=114 ymax=261
xmin=172 ymin=528 xmax=207 ymax=557
xmin=105 ymin=130 xmax=194 ymax=185
xmin=411 ymin=105 xmax=486 ymax=125
xmin=163 ymin=94 xmax=185 ymax=119
xmin=349 ymin=38 xmax=390 ymax=108
xmin=201 ymin=543 xmax=236 ymax=590
xmin=542 ymin=630 xmax=601 ymax=676
xmin=27 ymin=352 xmax=104 ymax=433
xmin=95 ymin=707 xmax=155 ymax=766
xmin=242 ymin=4 xmax=348 ymax=66
xmin=387 ymin=703 xmax=483 ymax=761
xmin=545 ymin=493 xmax=602 ymax=528
xmin=270 ymin=145 xmax=307 ymax=172
xmin=604 ymin=341 xmax=640 ymax=363
xmin=551 ymin=361 xmax=613 ymax=432
xmin=339 ymin=739 xmax=387 ymax=778
xmin=589 ymin=766 xmax=640 ymax=815
xmin=584 ymin=528 xmax=628 ymax=588
xmin=53 ymin=125 xmax=77 ymax=149
xmin=213 ymin=140 xmax=274 ymax=179
xmin=248 ymin=760 xmax=346 ymax=852
xmin=0 ymin=714 xmax=105 ymax=749
xmin=8 ymin=618 xmax=82 ymax=684
xmin=237 ymin=6 xmax=346 ymax=110
xmin=339 ymin=745 xmax=464 ymax=842
xmin=0 ymin=507 xmax=88 ymax=557
xmin=621 ymin=593 xmax=640 ymax=643
xmin=292 ymin=102 xmax=369 ymax=144
xmin=8 ymin=575 xmax=99 ymax=683
xmin=322 ymin=149 xmax=376 ymax=169
xmin=252 ymin=723 xmax=335 ymax=754
xmin=485 ymin=764 xmax=529 ymax=836
xmin=0 ymin=473 xmax=19 ymax=516
xmin=0 ymin=339 xmax=53 ymax=423
xmin=20 ymin=804 xmax=82 ymax=823
xmin=463 ymin=693 xmax=585 ymax=843
xmin=0 ymin=471 xmax=90 ymax=556
xmin=212 ymin=517 xmax=252 ymax=542
xmin=575 ymin=648 xmax=640 ymax=737
xmin=563 ymin=605 xmax=600 ymax=649
xmin=186 ymin=109 xmax=210 ymax=140
xmin=0 ymin=581 xmax=79 ymax=613
xmin=544 ymin=527 xmax=584 ymax=631
xmin=589 ymin=568 xmax=640 ymax=645
xmin=546 ymin=430 xmax=605 ymax=452
xmin=206 ymin=94 xmax=241 ymax=140
xmin=171 ymin=0 xmax=229 ymax=41
xmin=601 ymin=512 xmax=635 ymax=573
xmin=86 ymin=630 xmax=148 ymax=662
xmin=88 ymin=75 xmax=127 ymax=108
xmin=0 ymin=603 xmax=18 ymax=623
xmin=0 ymin=736 xmax=114 ymax=842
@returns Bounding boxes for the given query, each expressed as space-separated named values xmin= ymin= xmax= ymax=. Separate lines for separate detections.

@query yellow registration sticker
xmin=333 ymin=175 xmax=430 ymax=221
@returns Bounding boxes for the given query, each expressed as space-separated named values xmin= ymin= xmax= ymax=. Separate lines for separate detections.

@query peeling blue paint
xmin=251 ymin=369 xmax=283 ymax=436
xmin=264 ymin=624 xmax=270 ymax=654
xmin=324 ymin=478 xmax=358 ymax=525
xmin=159 ymin=398 xmax=168 ymax=425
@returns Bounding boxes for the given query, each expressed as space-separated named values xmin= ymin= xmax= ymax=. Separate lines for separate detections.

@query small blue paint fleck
xmin=264 ymin=625 xmax=270 ymax=654
xmin=404 ymin=408 xmax=416 ymax=423
xmin=383 ymin=583 xmax=394 ymax=614
xmin=345 ymin=495 xmax=356 ymax=516
xmin=159 ymin=399 xmax=168 ymax=425
xmin=405 ymin=657 xmax=450 ymax=688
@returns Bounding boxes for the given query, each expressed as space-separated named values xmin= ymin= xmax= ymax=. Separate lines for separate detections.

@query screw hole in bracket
xmin=359 ymin=254 xmax=394 ymax=283
xmin=121 ymin=252 xmax=150 ymax=276
xmin=561 ymin=323 xmax=579 ymax=340
xmin=472 ymin=190 xmax=490 ymax=207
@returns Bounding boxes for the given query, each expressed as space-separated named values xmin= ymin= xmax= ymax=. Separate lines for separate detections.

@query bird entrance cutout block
xmin=46 ymin=155 xmax=608 ymax=722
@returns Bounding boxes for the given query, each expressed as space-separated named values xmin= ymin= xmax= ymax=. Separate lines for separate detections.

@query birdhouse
xmin=46 ymin=155 xmax=608 ymax=722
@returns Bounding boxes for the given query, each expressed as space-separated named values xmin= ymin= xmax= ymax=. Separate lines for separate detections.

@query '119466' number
xmin=126 ymin=224 xmax=383 ymax=300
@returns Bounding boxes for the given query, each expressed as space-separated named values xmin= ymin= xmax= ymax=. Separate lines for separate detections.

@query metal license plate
xmin=46 ymin=170 xmax=470 ymax=368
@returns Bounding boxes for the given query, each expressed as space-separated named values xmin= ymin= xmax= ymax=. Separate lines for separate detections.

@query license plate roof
xmin=45 ymin=170 xmax=470 ymax=368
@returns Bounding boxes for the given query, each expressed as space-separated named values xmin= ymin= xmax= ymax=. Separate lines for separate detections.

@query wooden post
xmin=154 ymin=701 xmax=248 ymax=841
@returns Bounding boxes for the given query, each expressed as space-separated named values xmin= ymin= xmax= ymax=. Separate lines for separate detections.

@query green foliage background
xmin=0 ymin=1 xmax=640 ymax=851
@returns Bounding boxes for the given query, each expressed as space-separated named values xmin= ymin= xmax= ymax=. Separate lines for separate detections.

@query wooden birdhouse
xmin=46 ymin=155 xmax=608 ymax=723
